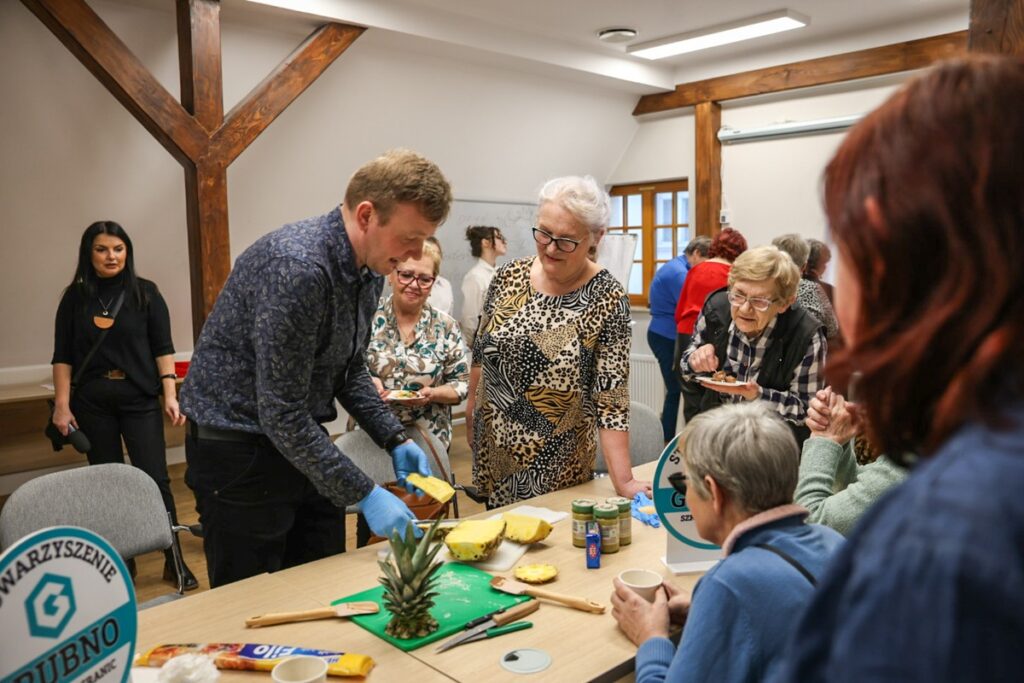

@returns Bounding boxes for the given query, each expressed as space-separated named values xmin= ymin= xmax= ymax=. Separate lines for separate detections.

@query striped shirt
xmin=682 ymin=313 xmax=826 ymax=424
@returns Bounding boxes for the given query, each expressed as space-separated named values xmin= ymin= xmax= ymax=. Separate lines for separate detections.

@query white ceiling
xmin=220 ymin=0 xmax=969 ymax=94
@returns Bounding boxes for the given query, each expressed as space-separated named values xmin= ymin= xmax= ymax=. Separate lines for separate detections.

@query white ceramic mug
xmin=618 ymin=568 xmax=663 ymax=602
xmin=271 ymin=656 xmax=328 ymax=683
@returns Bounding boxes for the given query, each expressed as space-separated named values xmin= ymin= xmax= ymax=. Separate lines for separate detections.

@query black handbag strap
xmin=754 ymin=542 xmax=818 ymax=586
xmin=71 ymin=289 xmax=126 ymax=389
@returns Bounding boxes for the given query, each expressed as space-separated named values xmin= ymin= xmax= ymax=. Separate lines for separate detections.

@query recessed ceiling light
xmin=627 ymin=9 xmax=809 ymax=60
xmin=598 ymin=28 xmax=639 ymax=44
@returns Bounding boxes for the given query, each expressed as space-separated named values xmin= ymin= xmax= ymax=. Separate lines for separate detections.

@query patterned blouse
xmin=367 ymin=296 xmax=469 ymax=448
xmin=472 ymin=257 xmax=632 ymax=506
xmin=797 ymin=279 xmax=840 ymax=338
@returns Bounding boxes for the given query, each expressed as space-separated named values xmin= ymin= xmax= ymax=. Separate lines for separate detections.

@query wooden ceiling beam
xmin=177 ymin=0 xmax=224 ymax=133
xmin=634 ymin=31 xmax=967 ymax=115
xmin=211 ymin=23 xmax=364 ymax=166
xmin=969 ymin=0 xmax=1024 ymax=54
xmin=23 ymin=0 xmax=207 ymax=166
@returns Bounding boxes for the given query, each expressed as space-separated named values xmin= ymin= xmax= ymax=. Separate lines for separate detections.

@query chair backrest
xmin=0 ymin=463 xmax=172 ymax=558
xmin=334 ymin=421 xmax=452 ymax=484
xmin=595 ymin=401 xmax=667 ymax=475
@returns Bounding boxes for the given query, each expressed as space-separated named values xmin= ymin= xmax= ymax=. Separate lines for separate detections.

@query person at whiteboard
xmin=467 ymin=176 xmax=651 ymax=507
xmin=459 ymin=225 xmax=506 ymax=348
xmin=423 ymin=236 xmax=454 ymax=316
xmin=611 ymin=402 xmax=843 ymax=683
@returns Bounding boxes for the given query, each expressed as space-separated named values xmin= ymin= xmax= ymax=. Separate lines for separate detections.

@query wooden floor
xmin=133 ymin=423 xmax=484 ymax=603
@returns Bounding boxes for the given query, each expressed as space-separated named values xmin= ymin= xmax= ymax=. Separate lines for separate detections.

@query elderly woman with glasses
xmin=366 ymin=239 xmax=469 ymax=450
xmin=680 ymin=245 xmax=826 ymax=444
xmin=611 ymin=402 xmax=844 ymax=683
xmin=467 ymin=176 xmax=650 ymax=507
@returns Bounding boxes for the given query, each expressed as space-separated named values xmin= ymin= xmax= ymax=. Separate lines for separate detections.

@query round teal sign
xmin=0 ymin=526 xmax=137 ymax=683
xmin=653 ymin=433 xmax=719 ymax=551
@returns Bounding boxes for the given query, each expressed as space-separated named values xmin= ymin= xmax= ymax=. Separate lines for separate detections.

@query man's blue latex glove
xmin=358 ymin=485 xmax=421 ymax=538
xmin=390 ymin=440 xmax=431 ymax=493
xmin=632 ymin=492 xmax=661 ymax=528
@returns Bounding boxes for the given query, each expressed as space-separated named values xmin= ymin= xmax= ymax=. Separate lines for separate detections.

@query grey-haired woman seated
xmin=611 ymin=402 xmax=844 ymax=683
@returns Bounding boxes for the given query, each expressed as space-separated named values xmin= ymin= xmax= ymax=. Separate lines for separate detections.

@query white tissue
xmin=156 ymin=654 xmax=220 ymax=683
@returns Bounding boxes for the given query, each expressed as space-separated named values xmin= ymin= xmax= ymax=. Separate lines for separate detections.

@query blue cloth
xmin=771 ymin=407 xmax=1024 ymax=682
xmin=646 ymin=329 xmax=681 ymax=441
xmin=636 ymin=512 xmax=844 ymax=683
xmin=647 ymin=255 xmax=689 ymax=340
xmin=631 ymin=492 xmax=660 ymax=528
xmin=181 ymin=208 xmax=404 ymax=507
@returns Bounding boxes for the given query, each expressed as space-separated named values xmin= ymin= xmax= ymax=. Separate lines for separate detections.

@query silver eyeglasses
xmin=396 ymin=270 xmax=436 ymax=288
xmin=532 ymin=227 xmax=582 ymax=253
xmin=727 ymin=289 xmax=776 ymax=312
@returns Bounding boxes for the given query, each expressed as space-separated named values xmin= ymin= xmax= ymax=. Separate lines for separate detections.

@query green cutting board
xmin=332 ymin=563 xmax=529 ymax=652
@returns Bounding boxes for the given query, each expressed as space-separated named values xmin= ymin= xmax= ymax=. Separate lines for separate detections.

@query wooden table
xmin=135 ymin=462 xmax=706 ymax=682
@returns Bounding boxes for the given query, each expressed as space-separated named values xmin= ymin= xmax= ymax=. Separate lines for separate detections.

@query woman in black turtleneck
xmin=51 ymin=220 xmax=198 ymax=591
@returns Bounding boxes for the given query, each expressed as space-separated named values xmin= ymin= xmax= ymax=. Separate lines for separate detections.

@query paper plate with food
xmin=697 ymin=371 xmax=743 ymax=388
xmin=386 ymin=389 xmax=423 ymax=403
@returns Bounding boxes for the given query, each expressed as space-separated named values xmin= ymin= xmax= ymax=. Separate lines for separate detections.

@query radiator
xmin=629 ymin=354 xmax=665 ymax=414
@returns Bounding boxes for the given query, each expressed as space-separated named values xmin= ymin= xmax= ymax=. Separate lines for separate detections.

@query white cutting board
xmin=438 ymin=506 xmax=568 ymax=572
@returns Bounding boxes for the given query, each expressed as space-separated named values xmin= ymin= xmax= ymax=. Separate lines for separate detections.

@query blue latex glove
xmin=390 ymin=440 xmax=431 ymax=493
xmin=358 ymin=485 xmax=421 ymax=539
xmin=632 ymin=492 xmax=661 ymax=528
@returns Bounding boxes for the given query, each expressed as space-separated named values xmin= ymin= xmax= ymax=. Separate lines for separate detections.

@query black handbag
xmin=45 ymin=290 xmax=125 ymax=453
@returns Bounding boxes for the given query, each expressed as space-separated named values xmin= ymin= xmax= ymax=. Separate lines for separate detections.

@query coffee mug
xmin=617 ymin=568 xmax=663 ymax=602
xmin=271 ymin=656 xmax=328 ymax=683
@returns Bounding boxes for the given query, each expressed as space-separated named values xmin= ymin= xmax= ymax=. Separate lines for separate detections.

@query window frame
xmin=607 ymin=178 xmax=691 ymax=306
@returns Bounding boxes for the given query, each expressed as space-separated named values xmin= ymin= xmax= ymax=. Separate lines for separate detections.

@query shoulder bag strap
xmin=71 ymin=289 xmax=126 ymax=389
xmin=754 ymin=542 xmax=818 ymax=586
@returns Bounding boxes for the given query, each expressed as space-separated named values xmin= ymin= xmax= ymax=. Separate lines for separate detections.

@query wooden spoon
xmin=246 ymin=601 xmax=379 ymax=628
xmin=489 ymin=576 xmax=606 ymax=614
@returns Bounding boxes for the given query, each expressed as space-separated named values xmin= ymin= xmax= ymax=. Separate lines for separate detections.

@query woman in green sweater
xmin=795 ymin=387 xmax=906 ymax=536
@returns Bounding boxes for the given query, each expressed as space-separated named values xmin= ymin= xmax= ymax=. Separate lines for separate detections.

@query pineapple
xmin=513 ymin=563 xmax=558 ymax=584
xmin=444 ymin=519 xmax=506 ymax=561
xmin=502 ymin=513 xmax=553 ymax=544
xmin=378 ymin=518 xmax=445 ymax=639
xmin=406 ymin=473 xmax=455 ymax=504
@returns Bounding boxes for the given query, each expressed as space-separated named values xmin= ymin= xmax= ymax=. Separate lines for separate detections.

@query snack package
xmin=135 ymin=643 xmax=374 ymax=678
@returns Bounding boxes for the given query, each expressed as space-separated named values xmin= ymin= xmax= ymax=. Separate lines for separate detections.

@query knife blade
xmin=459 ymin=620 xmax=533 ymax=645
xmin=434 ymin=600 xmax=538 ymax=653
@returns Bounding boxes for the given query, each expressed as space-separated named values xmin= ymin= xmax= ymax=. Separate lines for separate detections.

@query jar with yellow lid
xmin=594 ymin=503 xmax=620 ymax=553
xmin=572 ymin=498 xmax=596 ymax=548
xmin=607 ymin=496 xmax=632 ymax=546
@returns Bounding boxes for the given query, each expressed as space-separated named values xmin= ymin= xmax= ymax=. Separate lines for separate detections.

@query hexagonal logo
xmin=25 ymin=573 xmax=76 ymax=638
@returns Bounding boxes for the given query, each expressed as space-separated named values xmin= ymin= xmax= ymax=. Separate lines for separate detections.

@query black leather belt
xmin=187 ymin=421 xmax=266 ymax=444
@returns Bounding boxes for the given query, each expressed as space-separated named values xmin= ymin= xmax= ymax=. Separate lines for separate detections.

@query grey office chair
xmin=0 ymin=463 xmax=189 ymax=609
xmin=595 ymin=401 xmax=667 ymax=476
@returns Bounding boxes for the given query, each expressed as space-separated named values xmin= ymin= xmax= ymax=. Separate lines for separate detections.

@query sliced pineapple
xmin=406 ymin=473 xmax=455 ymax=504
xmin=513 ymin=563 xmax=558 ymax=584
xmin=444 ymin=519 xmax=506 ymax=562
xmin=415 ymin=519 xmax=459 ymax=539
xmin=502 ymin=512 xmax=553 ymax=544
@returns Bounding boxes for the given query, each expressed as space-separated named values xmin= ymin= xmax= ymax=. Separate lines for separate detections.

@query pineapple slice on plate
xmin=444 ymin=519 xmax=506 ymax=561
xmin=379 ymin=519 xmax=445 ymax=639
xmin=513 ymin=563 xmax=558 ymax=584
xmin=502 ymin=512 xmax=553 ymax=544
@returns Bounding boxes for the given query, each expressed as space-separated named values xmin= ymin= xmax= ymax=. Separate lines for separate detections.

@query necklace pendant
xmin=93 ymin=315 xmax=114 ymax=330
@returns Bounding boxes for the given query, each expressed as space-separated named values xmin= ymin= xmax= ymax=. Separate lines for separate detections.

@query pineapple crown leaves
xmin=377 ymin=518 xmax=445 ymax=591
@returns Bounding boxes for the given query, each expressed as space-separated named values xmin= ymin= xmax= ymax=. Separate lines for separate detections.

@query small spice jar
xmin=572 ymin=498 xmax=596 ymax=548
xmin=607 ymin=496 xmax=632 ymax=546
xmin=594 ymin=503 xmax=620 ymax=554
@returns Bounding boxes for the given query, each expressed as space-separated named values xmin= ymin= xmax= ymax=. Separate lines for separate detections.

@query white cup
xmin=271 ymin=656 xmax=328 ymax=683
xmin=618 ymin=569 xmax=663 ymax=602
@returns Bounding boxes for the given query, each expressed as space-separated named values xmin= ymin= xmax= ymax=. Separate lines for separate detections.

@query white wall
xmin=0 ymin=0 xmax=638 ymax=373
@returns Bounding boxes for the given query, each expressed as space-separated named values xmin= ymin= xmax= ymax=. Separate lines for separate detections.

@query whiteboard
xmin=433 ymin=199 xmax=538 ymax=320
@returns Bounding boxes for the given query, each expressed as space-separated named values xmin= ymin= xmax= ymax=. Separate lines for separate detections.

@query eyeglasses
xmin=396 ymin=270 xmax=436 ymax=288
xmin=727 ymin=289 xmax=777 ymax=312
xmin=532 ymin=227 xmax=582 ymax=253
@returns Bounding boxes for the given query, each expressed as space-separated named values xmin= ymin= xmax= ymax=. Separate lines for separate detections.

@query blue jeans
xmin=647 ymin=329 xmax=680 ymax=441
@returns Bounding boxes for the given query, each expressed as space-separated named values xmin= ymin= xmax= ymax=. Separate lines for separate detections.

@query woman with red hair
xmin=774 ymin=55 xmax=1024 ymax=681
xmin=672 ymin=227 xmax=747 ymax=422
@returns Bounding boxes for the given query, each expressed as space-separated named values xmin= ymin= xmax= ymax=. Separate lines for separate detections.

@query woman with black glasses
xmin=366 ymin=239 xmax=469 ymax=450
xmin=680 ymin=245 xmax=826 ymax=445
xmin=467 ymin=176 xmax=651 ymax=508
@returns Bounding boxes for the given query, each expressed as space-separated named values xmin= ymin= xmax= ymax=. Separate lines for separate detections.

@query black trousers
xmin=72 ymin=378 xmax=177 ymax=522
xmin=184 ymin=432 xmax=346 ymax=588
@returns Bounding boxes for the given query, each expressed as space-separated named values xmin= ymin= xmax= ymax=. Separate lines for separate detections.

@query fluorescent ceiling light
xmin=628 ymin=9 xmax=809 ymax=60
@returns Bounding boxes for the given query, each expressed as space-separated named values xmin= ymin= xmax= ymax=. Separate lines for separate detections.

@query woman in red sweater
xmin=673 ymin=227 xmax=747 ymax=422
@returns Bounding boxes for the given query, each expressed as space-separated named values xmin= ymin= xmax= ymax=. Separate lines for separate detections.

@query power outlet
xmin=719 ymin=209 xmax=731 ymax=225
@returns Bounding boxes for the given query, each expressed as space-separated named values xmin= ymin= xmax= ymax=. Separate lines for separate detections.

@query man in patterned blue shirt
xmin=180 ymin=149 xmax=453 ymax=587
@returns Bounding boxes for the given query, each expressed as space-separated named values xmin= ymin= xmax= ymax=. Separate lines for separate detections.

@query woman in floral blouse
xmin=366 ymin=240 xmax=469 ymax=448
